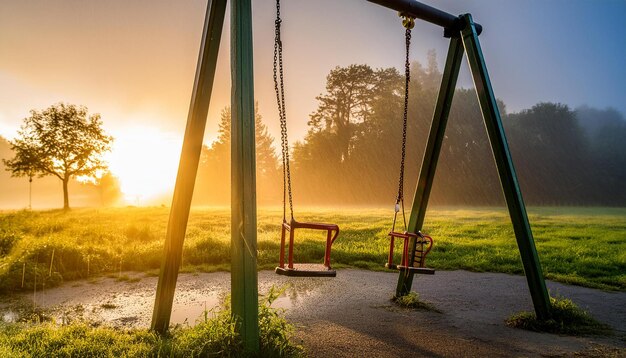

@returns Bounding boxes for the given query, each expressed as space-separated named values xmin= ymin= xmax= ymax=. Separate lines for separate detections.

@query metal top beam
xmin=367 ymin=0 xmax=482 ymax=37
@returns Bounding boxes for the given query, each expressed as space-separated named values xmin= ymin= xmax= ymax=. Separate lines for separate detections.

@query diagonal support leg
xmin=396 ymin=37 xmax=465 ymax=297
xmin=460 ymin=14 xmax=551 ymax=320
xmin=151 ymin=0 xmax=227 ymax=334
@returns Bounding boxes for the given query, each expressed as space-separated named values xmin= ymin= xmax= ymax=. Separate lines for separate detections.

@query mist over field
xmin=0 ymin=1 xmax=625 ymax=356
xmin=1 ymin=59 xmax=624 ymax=210
xmin=1 ymin=0 xmax=624 ymax=211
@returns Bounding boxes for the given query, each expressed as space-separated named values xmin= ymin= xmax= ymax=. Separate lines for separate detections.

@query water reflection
xmin=0 ymin=272 xmax=331 ymax=328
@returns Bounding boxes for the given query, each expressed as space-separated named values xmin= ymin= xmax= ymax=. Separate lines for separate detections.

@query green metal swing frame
xmin=149 ymin=0 xmax=552 ymax=353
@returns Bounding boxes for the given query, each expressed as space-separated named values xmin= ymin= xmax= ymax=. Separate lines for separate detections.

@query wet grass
xmin=392 ymin=292 xmax=441 ymax=313
xmin=0 ymin=287 xmax=303 ymax=357
xmin=506 ymin=296 xmax=613 ymax=336
xmin=0 ymin=206 xmax=624 ymax=293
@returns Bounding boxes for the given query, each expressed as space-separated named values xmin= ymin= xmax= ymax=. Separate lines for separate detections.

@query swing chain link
xmin=273 ymin=0 xmax=294 ymax=221
xmin=394 ymin=17 xmax=413 ymax=231
xmin=391 ymin=14 xmax=415 ymax=231
xmin=397 ymin=26 xmax=411 ymax=204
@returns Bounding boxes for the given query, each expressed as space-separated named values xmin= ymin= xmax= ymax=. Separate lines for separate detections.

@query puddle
xmin=170 ymin=293 xmax=221 ymax=325
xmin=169 ymin=290 xmax=296 ymax=326
xmin=0 ymin=271 xmax=328 ymax=328
xmin=2 ymin=310 xmax=18 ymax=323
xmin=270 ymin=296 xmax=293 ymax=310
xmin=0 ymin=293 xmax=298 ymax=328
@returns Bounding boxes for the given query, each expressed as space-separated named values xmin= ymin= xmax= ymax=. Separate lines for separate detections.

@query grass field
xmin=0 ymin=206 xmax=624 ymax=293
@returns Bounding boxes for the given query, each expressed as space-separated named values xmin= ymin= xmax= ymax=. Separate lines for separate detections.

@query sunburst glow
xmin=106 ymin=126 xmax=182 ymax=205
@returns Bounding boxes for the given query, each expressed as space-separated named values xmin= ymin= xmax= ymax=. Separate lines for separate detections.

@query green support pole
xmin=396 ymin=37 xmax=465 ymax=297
xmin=231 ymin=0 xmax=260 ymax=353
xmin=151 ymin=0 xmax=226 ymax=334
xmin=460 ymin=14 xmax=551 ymax=320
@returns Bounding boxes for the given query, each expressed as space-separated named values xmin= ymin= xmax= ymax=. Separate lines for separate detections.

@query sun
xmin=105 ymin=126 xmax=182 ymax=205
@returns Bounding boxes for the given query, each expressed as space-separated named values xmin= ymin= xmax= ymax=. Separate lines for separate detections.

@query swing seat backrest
xmin=413 ymin=233 xmax=433 ymax=268
xmin=278 ymin=219 xmax=339 ymax=270
xmin=386 ymin=231 xmax=433 ymax=269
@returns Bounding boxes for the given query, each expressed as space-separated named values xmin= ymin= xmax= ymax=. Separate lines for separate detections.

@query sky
xmin=1 ymin=0 xmax=625 ymax=202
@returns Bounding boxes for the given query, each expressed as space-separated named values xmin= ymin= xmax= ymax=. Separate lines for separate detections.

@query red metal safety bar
xmin=276 ymin=219 xmax=339 ymax=277
xmin=386 ymin=231 xmax=435 ymax=274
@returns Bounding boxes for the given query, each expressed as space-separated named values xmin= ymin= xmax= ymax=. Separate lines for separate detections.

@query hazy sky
xmin=1 ymin=0 xmax=624 ymax=200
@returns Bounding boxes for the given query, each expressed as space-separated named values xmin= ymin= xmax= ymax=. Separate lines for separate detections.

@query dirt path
xmin=1 ymin=269 xmax=624 ymax=357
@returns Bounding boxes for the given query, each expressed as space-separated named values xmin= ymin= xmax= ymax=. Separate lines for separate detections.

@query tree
xmin=97 ymin=171 xmax=123 ymax=207
xmin=291 ymin=57 xmax=511 ymax=205
xmin=3 ymin=103 xmax=113 ymax=210
xmin=194 ymin=105 xmax=280 ymax=204
xmin=505 ymin=102 xmax=591 ymax=204
xmin=575 ymin=106 xmax=626 ymax=204
xmin=309 ymin=64 xmax=376 ymax=163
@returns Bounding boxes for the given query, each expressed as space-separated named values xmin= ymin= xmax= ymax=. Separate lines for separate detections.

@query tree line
xmin=194 ymin=52 xmax=626 ymax=207
xmin=2 ymin=53 xmax=624 ymax=208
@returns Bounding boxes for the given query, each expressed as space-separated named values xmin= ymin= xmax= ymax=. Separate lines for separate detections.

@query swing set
xmin=150 ymin=0 xmax=552 ymax=353
xmin=272 ymin=2 xmax=434 ymax=277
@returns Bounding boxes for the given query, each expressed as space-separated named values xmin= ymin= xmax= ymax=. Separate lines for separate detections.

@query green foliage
xmin=392 ymin=292 xmax=441 ymax=313
xmin=168 ymin=307 xmax=241 ymax=357
xmin=0 ymin=207 xmax=624 ymax=294
xmin=180 ymin=55 xmax=626 ymax=207
xmin=3 ymin=102 xmax=113 ymax=210
xmin=0 ymin=288 xmax=303 ymax=357
xmin=258 ymin=287 xmax=303 ymax=357
xmin=0 ymin=229 xmax=20 ymax=256
xmin=0 ymin=322 xmax=160 ymax=357
xmin=506 ymin=296 xmax=613 ymax=336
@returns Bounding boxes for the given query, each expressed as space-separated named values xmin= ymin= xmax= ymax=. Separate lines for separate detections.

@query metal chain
xmin=273 ymin=0 xmax=294 ymax=221
xmin=393 ymin=17 xmax=413 ymax=232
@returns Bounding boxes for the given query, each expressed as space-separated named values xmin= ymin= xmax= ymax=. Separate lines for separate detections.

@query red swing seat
xmin=275 ymin=219 xmax=339 ymax=277
xmin=385 ymin=231 xmax=435 ymax=275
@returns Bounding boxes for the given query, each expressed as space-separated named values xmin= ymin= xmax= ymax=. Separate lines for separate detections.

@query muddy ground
xmin=1 ymin=269 xmax=625 ymax=357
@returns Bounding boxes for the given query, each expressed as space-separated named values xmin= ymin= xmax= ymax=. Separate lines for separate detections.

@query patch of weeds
xmin=100 ymin=303 xmax=117 ymax=310
xmin=0 ymin=285 xmax=304 ymax=357
xmin=0 ymin=322 xmax=159 ymax=357
xmin=506 ymin=296 xmax=612 ymax=336
xmin=6 ymin=305 xmax=54 ymax=324
xmin=392 ymin=292 xmax=442 ymax=313
xmin=258 ymin=286 xmax=304 ymax=357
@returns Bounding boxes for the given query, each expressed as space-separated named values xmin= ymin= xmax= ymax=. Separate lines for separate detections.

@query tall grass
xmin=0 ymin=286 xmax=303 ymax=357
xmin=0 ymin=206 xmax=624 ymax=293
xmin=506 ymin=296 xmax=613 ymax=336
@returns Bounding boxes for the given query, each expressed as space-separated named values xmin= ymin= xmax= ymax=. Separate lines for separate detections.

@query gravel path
xmin=1 ymin=269 xmax=624 ymax=357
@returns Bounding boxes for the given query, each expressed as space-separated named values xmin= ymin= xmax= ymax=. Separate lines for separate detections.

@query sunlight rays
xmin=105 ymin=125 xmax=181 ymax=204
